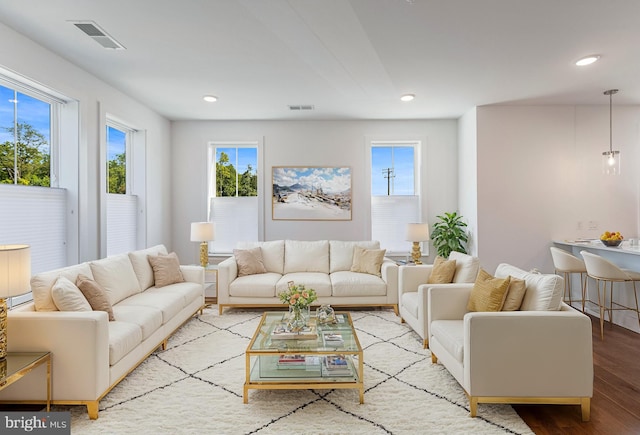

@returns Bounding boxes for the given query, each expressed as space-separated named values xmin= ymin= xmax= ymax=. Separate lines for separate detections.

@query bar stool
xmin=550 ymin=247 xmax=587 ymax=312
xmin=580 ymin=250 xmax=640 ymax=340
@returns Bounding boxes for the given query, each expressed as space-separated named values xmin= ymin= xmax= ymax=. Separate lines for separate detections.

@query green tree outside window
xmin=0 ymin=122 xmax=50 ymax=186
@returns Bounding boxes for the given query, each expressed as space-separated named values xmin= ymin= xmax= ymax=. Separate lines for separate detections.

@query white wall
xmin=0 ymin=22 xmax=172 ymax=262
xmin=458 ymin=107 xmax=478 ymax=256
xmin=170 ymin=119 xmax=458 ymax=264
xmin=476 ymin=105 xmax=640 ymax=273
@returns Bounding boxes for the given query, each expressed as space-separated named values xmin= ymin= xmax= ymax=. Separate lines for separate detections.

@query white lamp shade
xmin=190 ymin=222 xmax=215 ymax=242
xmin=405 ymin=223 xmax=430 ymax=242
xmin=0 ymin=245 xmax=31 ymax=298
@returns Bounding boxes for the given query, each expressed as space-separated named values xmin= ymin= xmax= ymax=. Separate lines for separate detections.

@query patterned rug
xmin=66 ymin=307 xmax=533 ymax=434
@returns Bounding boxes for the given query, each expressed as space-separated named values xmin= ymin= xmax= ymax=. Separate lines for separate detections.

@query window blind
xmin=371 ymin=195 xmax=422 ymax=255
xmin=210 ymin=196 xmax=258 ymax=253
xmin=0 ymin=184 xmax=67 ymax=306
xmin=106 ymin=193 xmax=138 ymax=256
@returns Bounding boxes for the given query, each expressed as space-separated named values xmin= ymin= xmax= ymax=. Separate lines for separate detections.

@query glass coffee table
xmin=244 ymin=311 xmax=364 ymax=404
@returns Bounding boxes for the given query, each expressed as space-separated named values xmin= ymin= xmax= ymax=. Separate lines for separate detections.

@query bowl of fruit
xmin=600 ymin=231 xmax=623 ymax=247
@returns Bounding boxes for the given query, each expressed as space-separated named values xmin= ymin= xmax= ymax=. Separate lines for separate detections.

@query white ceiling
xmin=1 ymin=0 xmax=639 ymax=121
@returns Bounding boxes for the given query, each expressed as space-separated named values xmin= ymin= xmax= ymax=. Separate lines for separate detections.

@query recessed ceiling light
xmin=400 ymin=94 xmax=415 ymax=102
xmin=575 ymin=55 xmax=600 ymax=66
xmin=203 ymin=95 xmax=218 ymax=102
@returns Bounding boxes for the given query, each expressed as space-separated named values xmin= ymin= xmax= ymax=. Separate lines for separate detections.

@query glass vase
xmin=287 ymin=305 xmax=310 ymax=331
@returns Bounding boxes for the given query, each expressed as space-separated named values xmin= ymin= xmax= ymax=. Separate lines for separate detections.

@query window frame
xmin=0 ymin=79 xmax=61 ymax=188
xmin=0 ymin=69 xmax=77 ymax=308
xmin=106 ymin=121 xmax=133 ymax=195
xmin=368 ymin=139 xmax=426 ymax=256
xmin=207 ymin=140 xmax=263 ymax=254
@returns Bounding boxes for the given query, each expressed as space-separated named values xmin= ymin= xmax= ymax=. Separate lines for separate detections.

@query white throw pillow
xmin=128 ymin=244 xmax=168 ymax=290
xmin=284 ymin=240 xmax=329 ymax=274
xmin=495 ymin=263 xmax=563 ymax=311
xmin=448 ymin=251 xmax=480 ymax=283
xmin=90 ymin=253 xmax=141 ymax=305
xmin=31 ymin=263 xmax=94 ymax=312
xmin=51 ymin=276 xmax=92 ymax=312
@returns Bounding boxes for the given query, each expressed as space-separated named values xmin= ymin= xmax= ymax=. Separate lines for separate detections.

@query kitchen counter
xmin=553 ymin=239 xmax=640 ymax=334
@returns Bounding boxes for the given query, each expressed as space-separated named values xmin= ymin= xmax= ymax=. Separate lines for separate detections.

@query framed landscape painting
xmin=272 ymin=166 xmax=352 ymax=220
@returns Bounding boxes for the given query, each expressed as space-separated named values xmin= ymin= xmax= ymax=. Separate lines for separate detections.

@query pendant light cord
xmin=609 ymin=91 xmax=613 ymax=154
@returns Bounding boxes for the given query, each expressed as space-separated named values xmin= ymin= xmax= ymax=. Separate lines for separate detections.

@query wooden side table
xmin=1 ymin=352 xmax=51 ymax=411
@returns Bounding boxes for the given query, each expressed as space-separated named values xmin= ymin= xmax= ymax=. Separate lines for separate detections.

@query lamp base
xmin=0 ymin=298 xmax=7 ymax=360
xmin=199 ymin=242 xmax=209 ymax=268
xmin=411 ymin=242 xmax=423 ymax=265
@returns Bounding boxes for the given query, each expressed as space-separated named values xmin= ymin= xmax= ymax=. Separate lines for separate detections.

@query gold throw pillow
xmin=350 ymin=246 xmax=386 ymax=277
xmin=502 ymin=277 xmax=527 ymax=311
xmin=427 ymin=256 xmax=457 ymax=284
xmin=467 ymin=268 xmax=511 ymax=312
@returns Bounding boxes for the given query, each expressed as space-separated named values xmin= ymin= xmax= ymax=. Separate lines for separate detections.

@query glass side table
xmin=1 ymin=352 xmax=51 ymax=411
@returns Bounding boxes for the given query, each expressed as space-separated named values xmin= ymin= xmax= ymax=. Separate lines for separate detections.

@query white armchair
xmin=428 ymin=263 xmax=593 ymax=421
xmin=398 ymin=251 xmax=479 ymax=348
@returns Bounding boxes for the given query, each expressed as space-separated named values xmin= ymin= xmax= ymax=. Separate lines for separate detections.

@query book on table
xmin=322 ymin=332 xmax=344 ymax=346
xmin=321 ymin=355 xmax=352 ymax=377
xmin=271 ymin=323 xmax=318 ymax=340
xmin=277 ymin=354 xmax=321 ymax=369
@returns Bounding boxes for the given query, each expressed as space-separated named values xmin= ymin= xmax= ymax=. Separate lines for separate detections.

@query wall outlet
xmin=588 ymin=221 xmax=598 ymax=230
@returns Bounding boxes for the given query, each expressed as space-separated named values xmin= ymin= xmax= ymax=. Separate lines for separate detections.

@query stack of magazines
xmin=321 ymin=355 xmax=352 ymax=377
xmin=277 ymin=354 xmax=320 ymax=369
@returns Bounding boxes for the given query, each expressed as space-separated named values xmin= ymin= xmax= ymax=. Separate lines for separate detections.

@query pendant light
xmin=602 ymin=89 xmax=621 ymax=175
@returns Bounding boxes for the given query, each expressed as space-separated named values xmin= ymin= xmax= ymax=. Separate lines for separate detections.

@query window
xmin=0 ymin=76 xmax=69 ymax=308
xmin=106 ymin=122 xmax=137 ymax=256
xmin=107 ymin=125 xmax=127 ymax=194
xmin=208 ymin=143 xmax=260 ymax=253
xmin=370 ymin=142 xmax=422 ymax=254
xmin=0 ymin=84 xmax=54 ymax=186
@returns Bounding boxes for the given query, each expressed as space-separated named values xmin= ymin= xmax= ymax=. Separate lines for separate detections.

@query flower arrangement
xmin=278 ymin=283 xmax=317 ymax=309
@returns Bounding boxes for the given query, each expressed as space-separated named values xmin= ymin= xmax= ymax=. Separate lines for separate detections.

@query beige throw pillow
xmin=350 ymin=246 xmax=386 ymax=277
xmin=427 ymin=256 xmax=457 ymax=284
xmin=233 ymin=247 xmax=267 ymax=277
xmin=467 ymin=268 xmax=511 ymax=312
xmin=502 ymin=277 xmax=527 ymax=311
xmin=76 ymin=274 xmax=115 ymax=321
xmin=147 ymin=252 xmax=185 ymax=288
xmin=51 ymin=276 xmax=92 ymax=312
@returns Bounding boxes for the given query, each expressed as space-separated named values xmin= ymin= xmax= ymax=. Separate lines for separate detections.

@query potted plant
xmin=431 ymin=211 xmax=468 ymax=258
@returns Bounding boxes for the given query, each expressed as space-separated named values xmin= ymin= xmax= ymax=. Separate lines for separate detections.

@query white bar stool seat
xmin=580 ymin=250 xmax=640 ymax=340
xmin=550 ymin=247 xmax=587 ymax=312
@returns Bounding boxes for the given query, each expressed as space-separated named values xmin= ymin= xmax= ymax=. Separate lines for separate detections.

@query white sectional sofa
xmin=428 ymin=263 xmax=593 ymax=421
xmin=0 ymin=245 xmax=204 ymax=419
xmin=217 ymin=240 xmax=398 ymax=314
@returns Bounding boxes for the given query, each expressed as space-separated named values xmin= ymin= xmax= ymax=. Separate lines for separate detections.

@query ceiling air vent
xmin=69 ymin=20 xmax=126 ymax=50
xmin=288 ymin=105 xmax=315 ymax=111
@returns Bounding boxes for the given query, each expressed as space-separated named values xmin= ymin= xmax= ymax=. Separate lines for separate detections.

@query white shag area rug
xmin=65 ymin=307 xmax=533 ymax=435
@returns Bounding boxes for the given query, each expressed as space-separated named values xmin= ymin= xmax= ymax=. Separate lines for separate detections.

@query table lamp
xmin=190 ymin=222 xmax=215 ymax=267
xmin=405 ymin=223 xmax=429 ymax=265
xmin=0 ymin=245 xmax=31 ymax=360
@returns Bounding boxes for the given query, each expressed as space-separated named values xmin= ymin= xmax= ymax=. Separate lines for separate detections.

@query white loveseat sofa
xmin=428 ymin=263 xmax=593 ymax=421
xmin=398 ymin=251 xmax=480 ymax=348
xmin=0 ymin=245 xmax=204 ymax=419
xmin=218 ymin=240 xmax=398 ymax=314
